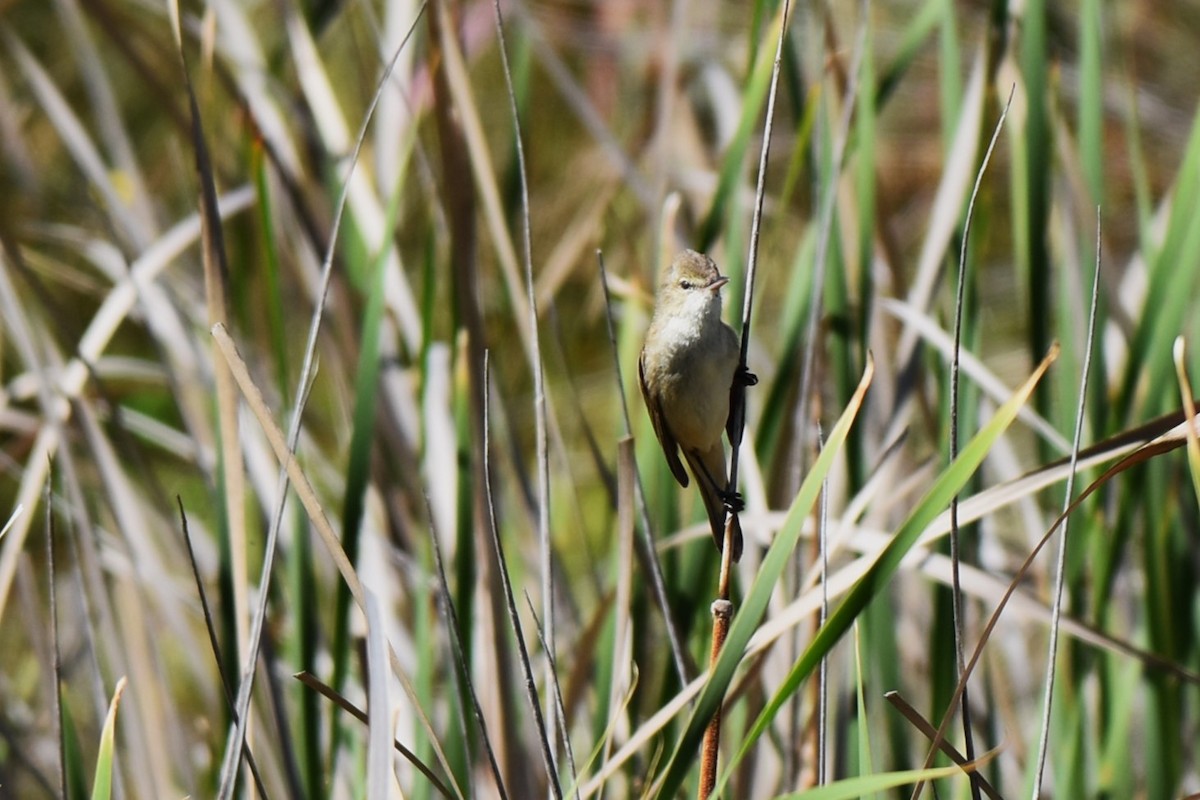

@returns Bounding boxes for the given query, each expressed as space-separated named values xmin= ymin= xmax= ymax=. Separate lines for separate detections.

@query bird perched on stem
xmin=639 ymin=250 xmax=756 ymax=561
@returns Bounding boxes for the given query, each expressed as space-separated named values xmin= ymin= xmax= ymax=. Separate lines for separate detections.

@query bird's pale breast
xmin=647 ymin=309 xmax=738 ymax=451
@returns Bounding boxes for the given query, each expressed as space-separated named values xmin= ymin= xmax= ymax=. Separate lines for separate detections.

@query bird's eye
xmin=679 ymin=280 xmax=692 ymax=290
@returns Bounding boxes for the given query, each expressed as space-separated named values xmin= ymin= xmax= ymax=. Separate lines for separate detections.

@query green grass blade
xmin=652 ymin=354 xmax=875 ymax=798
xmin=60 ymin=697 xmax=88 ymax=800
xmin=719 ymin=345 xmax=1057 ymax=791
xmin=1078 ymin=0 xmax=1103 ymax=204
xmin=90 ymin=677 xmax=127 ymax=800
xmin=777 ymin=760 xmax=991 ymax=800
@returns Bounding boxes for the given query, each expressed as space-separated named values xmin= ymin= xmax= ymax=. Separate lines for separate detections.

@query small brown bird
xmin=639 ymin=250 xmax=755 ymax=561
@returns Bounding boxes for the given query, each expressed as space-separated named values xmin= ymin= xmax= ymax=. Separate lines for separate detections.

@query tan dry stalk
xmin=697 ymin=517 xmax=738 ymax=798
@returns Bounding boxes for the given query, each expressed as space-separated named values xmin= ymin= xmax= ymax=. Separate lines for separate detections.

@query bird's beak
xmin=708 ymin=276 xmax=729 ymax=292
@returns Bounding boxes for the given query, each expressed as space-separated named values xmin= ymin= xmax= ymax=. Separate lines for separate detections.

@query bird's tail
xmin=686 ymin=449 xmax=743 ymax=562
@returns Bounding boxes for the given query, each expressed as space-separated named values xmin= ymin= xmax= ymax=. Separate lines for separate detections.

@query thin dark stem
xmin=489 ymin=0 xmax=555 ymax=742
xmin=526 ymin=596 xmax=581 ymax=800
xmin=944 ymin=83 xmax=1015 ymax=800
xmin=727 ymin=0 xmax=792 ymax=496
xmin=884 ymin=692 xmax=1004 ymax=800
xmin=426 ymin=505 xmax=509 ymax=800
xmin=481 ymin=353 xmax=563 ymax=800
xmin=292 ymin=671 xmax=456 ymax=799
xmin=177 ymin=498 xmax=270 ymax=799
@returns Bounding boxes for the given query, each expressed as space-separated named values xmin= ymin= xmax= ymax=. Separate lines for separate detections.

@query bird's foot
xmin=736 ymin=365 xmax=758 ymax=387
xmin=721 ymin=489 xmax=745 ymax=514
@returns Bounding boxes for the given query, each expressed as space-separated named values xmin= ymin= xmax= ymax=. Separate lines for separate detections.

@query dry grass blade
xmin=211 ymin=322 xmax=463 ymax=796
xmin=605 ymin=437 xmax=637 ymax=776
xmin=0 ymin=505 xmax=22 ymax=543
xmin=1172 ymin=338 xmax=1200 ymax=508
xmin=896 ymin=535 xmax=1200 ymax=684
xmin=580 ymin=675 xmax=699 ymax=796
xmin=881 ymin=299 xmax=1071 ymax=452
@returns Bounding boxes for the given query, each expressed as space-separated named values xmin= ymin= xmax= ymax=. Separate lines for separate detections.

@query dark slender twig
xmin=727 ymin=0 xmax=792 ymax=496
xmin=490 ymin=0 xmax=557 ymax=763
xmin=1032 ymin=206 xmax=1102 ymax=795
xmin=946 ymin=84 xmax=1014 ymax=800
xmin=909 ymin=85 xmax=1023 ymax=800
xmin=426 ymin=504 xmax=510 ymax=800
xmin=292 ymin=672 xmax=455 ymax=799
xmin=526 ymin=595 xmax=582 ymax=799
xmin=481 ymin=353 xmax=563 ymax=799
xmin=596 ymin=249 xmax=689 ymax=686
xmin=177 ymin=498 xmax=270 ymax=799
xmin=884 ymin=692 xmax=1003 ymax=800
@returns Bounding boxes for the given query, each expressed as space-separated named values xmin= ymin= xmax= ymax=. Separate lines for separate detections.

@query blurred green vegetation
xmin=1 ymin=0 xmax=1199 ymax=797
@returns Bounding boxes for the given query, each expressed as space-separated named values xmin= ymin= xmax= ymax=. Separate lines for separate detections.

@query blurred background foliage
xmin=1 ymin=0 xmax=1199 ymax=797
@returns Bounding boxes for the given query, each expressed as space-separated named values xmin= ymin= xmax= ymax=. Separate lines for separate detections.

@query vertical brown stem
xmin=698 ymin=517 xmax=737 ymax=798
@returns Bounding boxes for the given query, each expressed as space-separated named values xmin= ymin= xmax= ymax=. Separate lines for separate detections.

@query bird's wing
xmin=724 ymin=325 xmax=745 ymax=442
xmin=639 ymin=351 xmax=690 ymax=487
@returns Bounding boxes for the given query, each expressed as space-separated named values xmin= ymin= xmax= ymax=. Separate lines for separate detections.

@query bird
xmin=639 ymin=250 xmax=755 ymax=561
